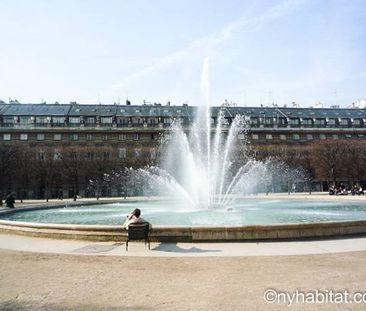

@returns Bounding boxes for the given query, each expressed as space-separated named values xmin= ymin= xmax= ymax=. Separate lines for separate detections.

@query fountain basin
xmin=1 ymin=199 xmax=366 ymax=241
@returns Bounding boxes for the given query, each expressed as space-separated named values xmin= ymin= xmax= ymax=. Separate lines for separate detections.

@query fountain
xmin=134 ymin=57 xmax=268 ymax=209
xmin=2 ymin=58 xmax=366 ymax=241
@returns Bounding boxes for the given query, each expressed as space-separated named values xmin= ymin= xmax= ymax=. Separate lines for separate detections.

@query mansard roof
xmin=1 ymin=104 xmax=71 ymax=116
xmin=68 ymin=104 xmax=116 ymax=116
xmin=0 ymin=103 xmax=365 ymax=119
xmin=0 ymin=104 xmax=9 ymax=115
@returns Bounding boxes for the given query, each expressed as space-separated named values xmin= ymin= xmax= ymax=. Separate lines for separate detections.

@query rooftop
xmin=0 ymin=103 xmax=365 ymax=119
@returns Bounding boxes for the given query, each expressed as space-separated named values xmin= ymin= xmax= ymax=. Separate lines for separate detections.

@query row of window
xmin=2 ymin=116 xmax=364 ymax=128
xmin=252 ymin=133 xmax=361 ymax=141
xmin=250 ymin=117 xmax=361 ymax=127
xmin=37 ymin=148 xmax=157 ymax=160
xmin=2 ymin=116 xmax=171 ymax=125
xmin=2 ymin=133 xmax=157 ymax=141
xmin=3 ymin=132 xmax=361 ymax=142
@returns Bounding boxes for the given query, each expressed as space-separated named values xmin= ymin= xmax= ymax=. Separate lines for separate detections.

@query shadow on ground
xmin=152 ymin=243 xmax=222 ymax=253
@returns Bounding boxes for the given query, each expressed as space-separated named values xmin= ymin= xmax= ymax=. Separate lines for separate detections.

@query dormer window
xmin=69 ymin=117 xmax=80 ymax=124
xmin=250 ymin=117 xmax=259 ymax=125
xmin=289 ymin=118 xmax=300 ymax=126
xmin=315 ymin=118 xmax=326 ymax=126
xmin=101 ymin=117 xmax=113 ymax=124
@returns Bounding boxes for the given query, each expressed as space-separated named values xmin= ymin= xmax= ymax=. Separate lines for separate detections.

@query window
xmin=328 ymin=119 xmax=336 ymax=126
xmin=119 ymin=134 xmax=127 ymax=141
xmin=340 ymin=119 xmax=349 ymax=126
xmin=279 ymin=118 xmax=287 ymax=126
xmin=250 ymin=117 xmax=259 ymax=126
xmin=151 ymin=134 xmax=156 ymax=140
xmin=163 ymin=118 xmax=172 ymax=125
xmin=85 ymin=117 xmax=95 ymax=124
xmin=132 ymin=117 xmax=144 ymax=125
xmin=150 ymin=148 xmax=156 ymax=159
xmin=19 ymin=117 xmax=31 ymax=124
xmin=53 ymin=150 xmax=61 ymax=160
xmin=101 ymin=117 xmax=113 ymax=124
xmin=303 ymin=119 xmax=312 ymax=126
xmin=37 ymin=151 xmax=45 ymax=161
xmin=54 ymin=134 xmax=62 ymax=141
xmin=103 ymin=152 xmax=110 ymax=159
xmin=53 ymin=117 xmax=65 ymax=124
xmin=70 ymin=134 xmax=78 ymax=141
xmin=148 ymin=118 xmax=159 ymax=125
xmin=20 ymin=133 xmax=28 ymax=141
xmin=36 ymin=116 xmax=48 ymax=124
xmin=265 ymin=134 xmax=273 ymax=140
xmin=319 ymin=134 xmax=326 ymax=140
xmin=69 ymin=117 xmax=80 ymax=124
xmin=69 ymin=152 xmax=77 ymax=159
xmin=102 ymin=134 xmax=108 ymax=141
xmin=290 ymin=118 xmax=300 ymax=126
xmin=353 ymin=119 xmax=361 ymax=126
xmin=4 ymin=117 xmax=14 ymax=124
xmin=306 ymin=134 xmax=313 ymax=140
xmin=293 ymin=134 xmax=300 ymax=140
xmin=118 ymin=118 xmax=129 ymax=125
xmin=280 ymin=134 xmax=286 ymax=140
xmin=345 ymin=134 xmax=352 ymax=139
xmin=86 ymin=134 xmax=94 ymax=141
xmin=315 ymin=119 xmax=326 ymax=126
xmin=134 ymin=133 xmax=141 ymax=141
xmin=134 ymin=148 xmax=141 ymax=158
xmin=3 ymin=134 xmax=11 ymax=141
xmin=118 ymin=148 xmax=127 ymax=159
xmin=265 ymin=118 xmax=273 ymax=126
xmin=37 ymin=133 xmax=45 ymax=141
xmin=87 ymin=152 xmax=94 ymax=159
xmin=333 ymin=134 xmax=339 ymax=139
xmin=252 ymin=134 xmax=259 ymax=140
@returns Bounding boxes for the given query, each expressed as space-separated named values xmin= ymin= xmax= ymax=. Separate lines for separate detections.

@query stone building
xmin=1 ymin=102 xmax=366 ymax=198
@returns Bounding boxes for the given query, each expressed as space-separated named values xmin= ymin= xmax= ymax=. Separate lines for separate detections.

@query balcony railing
xmin=0 ymin=121 xmax=365 ymax=130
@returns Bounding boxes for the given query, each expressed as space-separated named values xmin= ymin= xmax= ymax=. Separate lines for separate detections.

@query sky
xmin=0 ymin=0 xmax=365 ymax=107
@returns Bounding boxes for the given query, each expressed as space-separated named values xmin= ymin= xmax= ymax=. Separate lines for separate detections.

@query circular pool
xmin=2 ymin=199 xmax=366 ymax=225
xmin=2 ymin=198 xmax=366 ymax=241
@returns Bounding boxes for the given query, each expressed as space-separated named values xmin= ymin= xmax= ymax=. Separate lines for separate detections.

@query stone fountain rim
xmin=1 ymin=200 xmax=366 ymax=241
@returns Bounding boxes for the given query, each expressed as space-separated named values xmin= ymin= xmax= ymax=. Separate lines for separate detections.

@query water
xmin=3 ymin=199 xmax=366 ymax=225
xmin=134 ymin=58 xmax=272 ymax=209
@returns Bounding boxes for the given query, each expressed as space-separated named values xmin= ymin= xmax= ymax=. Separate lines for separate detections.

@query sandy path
xmin=1 ymin=249 xmax=366 ymax=310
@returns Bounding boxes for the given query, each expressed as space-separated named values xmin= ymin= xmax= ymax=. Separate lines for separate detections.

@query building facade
xmin=1 ymin=102 xmax=366 ymax=198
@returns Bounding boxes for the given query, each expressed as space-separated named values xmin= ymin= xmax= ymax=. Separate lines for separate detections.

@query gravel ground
xmin=1 ymin=249 xmax=366 ymax=310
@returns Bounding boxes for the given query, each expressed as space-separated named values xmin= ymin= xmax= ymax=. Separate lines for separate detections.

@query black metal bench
xmin=126 ymin=222 xmax=151 ymax=251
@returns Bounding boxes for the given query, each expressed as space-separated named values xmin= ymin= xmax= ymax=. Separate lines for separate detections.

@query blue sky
xmin=0 ymin=0 xmax=365 ymax=107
